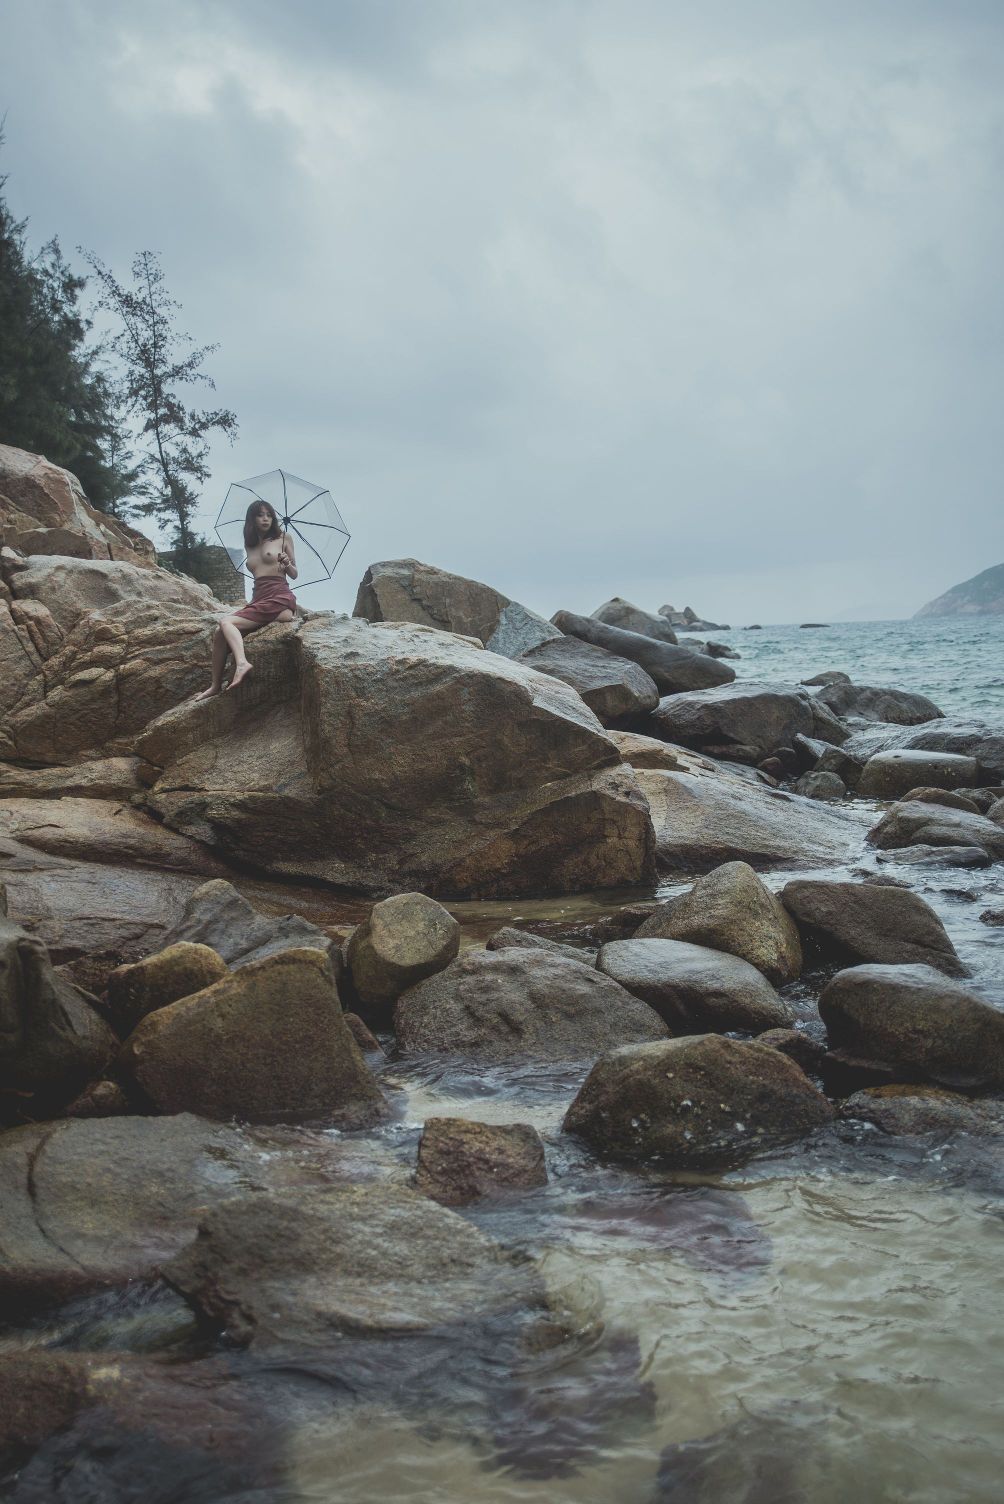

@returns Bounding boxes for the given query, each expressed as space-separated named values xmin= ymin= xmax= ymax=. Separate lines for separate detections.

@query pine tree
xmin=81 ymin=248 xmax=237 ymax=561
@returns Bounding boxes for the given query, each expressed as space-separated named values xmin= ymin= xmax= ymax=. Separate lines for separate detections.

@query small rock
xmin=801 ymin=671 xmax=851 ymax=686
xmin=899 ymin=786 xmax=983 ymax=814
xmin=756 ymin=1028 xmax=827 ymax=1073
xmin=875 ymin=844 xmax=990 ymax=870
xmin=485 ymin=925 xmax=596 ymax=965
xmin=344 ymin=1012 xmax=383 ymax=1052
xmin=867 ymin=800 xmax=1004 ymax=860
xmin=415 ymin=1117 xmax=547 ymax=1205
xmin=839 ymin=1085 xmax=1004 ymax=1136
xmin=597 ymin=938 xmax=794 ymax=1033
xmin=62 ymin=1079 xmax=130 ymax=1118
xmin=795 ymin=771 xmax=846 ymax=801
xmin=346 ymin=891 xmax=460 ymax=1022
xmin=636 ymin=861 xmax=802 ymax=985
xmin=980 ymin=908 xmax=1004 ymax=927
xmin=858 ymin=749 xmax=978 ymax=800
xmin=105 ymin=942 xmax=228 ymax=1033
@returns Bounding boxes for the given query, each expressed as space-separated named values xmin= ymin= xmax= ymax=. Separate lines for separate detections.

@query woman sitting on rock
xmin=196 ymin=501 xmax=298 ymax=697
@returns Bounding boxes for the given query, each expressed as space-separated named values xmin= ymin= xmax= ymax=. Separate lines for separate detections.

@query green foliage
xmin=0 ymin=145 xmax=136 ymax=512
xmin=82 ymin=248 xmax=237 ymax=563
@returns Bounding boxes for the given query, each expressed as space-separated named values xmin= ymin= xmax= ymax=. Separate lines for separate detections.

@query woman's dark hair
xmin=243 ymin=501 xmax=282 ymax=551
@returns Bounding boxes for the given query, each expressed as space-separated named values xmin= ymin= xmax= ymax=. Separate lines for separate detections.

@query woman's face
xmin=254 ymin=507 xmax=273 ymax=536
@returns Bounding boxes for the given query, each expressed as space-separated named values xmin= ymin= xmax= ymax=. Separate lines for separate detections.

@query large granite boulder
xmin=636 ymin=861 xmax=803 ymax=985
xmin=120 ymin=949 xmax=386 ymax=1127
xmin=780 ymin=879 xmax=967 ymax=976
xmin=164 ymin=1184 xmax=544 ymax=1349
xmin=650 ymin=682 xmax=814 ymax=763
xmin=858 ymin=749 xmax=979 ymax=799
xmin=867 ymin=799 xmax=1004 ymax=861
xmin=0 ymin=550 xmax=230 ymax=762
xmin=138 ymin=616 xmax=655 ymax=898
xmin=590 ymin=597 xmax=678 ymax=644
xmin=818 ymin=964 xmax=1004 ymax=1091
xmin=636 ymin=767 xmax=867 ymax=874
xmin=157 ymin=878 xmax=336 ymax=968
xmin=519 ymin=635 xmax=659 ymax=722
xmin=840 ymin=718 xmax=1004 ymax=782
xmin=394 ymin=949 xmax=668 ymax=1062
xmin=597 ymin=938 xmax=794 ymax=1033
xmin=415 ymin=1117 xmax=548 ymax=1206
xmin=346 ymin=891 xmax=460 ymax=1021
xmin=0 ymin=1113 xmax=274 ymax=1307
xmin=0 ymin=918 xmax=116 ymax=1123
xmin=353 ymin=557 xmax=560 ymax=658
xmin=0 ymin=796 xmax=229 ymax=876
xmin=815 ymin=682 xmax=944 ymax=725
xmin=550 ymin=611 xmax=735 ymax=692
xmin=563 ymin=1035 xmax=834 ymax=1167
xmin=0 ymin=443 xmax=155 ymax=566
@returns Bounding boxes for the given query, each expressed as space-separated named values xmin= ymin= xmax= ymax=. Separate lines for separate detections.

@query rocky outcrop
xmin=563 ymin=1036 xmax=833 ymax=1167
xmin=858 ymin=749 xmax=980 ymax=799
xmin=590 ymin=597 xmax=678 ymax=644
xmin=659 ymin=604 xmax=729 ymax=632
xmin=0 ymin=796 xmax=229 ymax=876
xmin=415 ymin=1117 xmax=547 ymax=1205
xmin=393 ymin=948 xmax=668 ymax=1061
xmin=0 ymin=443 xmax=155 ymax=566
xmin=650 ymin=682 xmax=815 ymax=763
xmin=0 ymin=550 xmax=225 ymax=762
xmin=120 ymin=949 xmax=386 ymax=1127
xmin=164 ymin=1184 xmax=544 ymax=1348
xmin=139 ymin=616 xmax=656 ymax=898
xmin=353 ymin=557 xmax=560 ymax=657
xmin=0 ymin=1113 xmax=275 ymax=1306
xmin=636 ymin=766 xmax=867 ymax=873
xmin=815 ymin=682 xmax=943 ymax=726
xmin=346 ymin=891 xmax=460 ymax=1021
xmin=597 ymin=938 xmax=794 ymax=1033
xmin=550 ymin=611 xmax=735 ymax=692
xmin=0 ymin=918 xmax=116 ymax=1123
xmin=867 ymin=799 xmax=1004 ymax=861
xmin=635 ymin=861 xmax=803 ymax=985
xmin=519 ymin=635 xmax=659 ymax=722
xmin=818 ymin=964 xmax=1004 ymax=1091
xmin=105 ymin=942 xmax=229 ymax=1033
xmin=0 ymin=756 xmax=142 ymax=800
xmin=840 ymin=718 xmax=1004 ymax=782
xmin=914 ymin=562 xmax=1004 ymax=618
xmin=781 ymin=879 xmax=967 ymax=976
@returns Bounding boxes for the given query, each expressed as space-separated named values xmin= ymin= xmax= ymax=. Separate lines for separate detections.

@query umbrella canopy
xmin=214 ymin=469 xmax=350 ymax=588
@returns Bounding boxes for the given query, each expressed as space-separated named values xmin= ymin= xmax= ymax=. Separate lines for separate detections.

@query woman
xmin=195 ymin=501 xmax=298 ymax=697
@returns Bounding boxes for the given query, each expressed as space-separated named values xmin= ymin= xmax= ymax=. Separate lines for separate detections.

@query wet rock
xmin=105 ymin=942 xmax=228 ymax=1033
xmin=139 ymin=616 xmax=655 ymax=898
xmin=0 ymin=918 xmax=116 ymax=1124
xmin=650 ymin=682 xmax=813 ymax=764
xmin=0 ymin=1113 xmax=273 ymax=1307
xmin=551 ymin=610 xmax=735 ymax=692
xmin=897 ymin=786 xmax=983 ymax=813
xmin=563 ymin=1035 xmax=834 ymax=1167
xmin=808 ymin=696 xmax=851 ymax=745
xmin=62 ymin=1078 xmax=130 ymax=1118
xmin=815 ymin=682 xmax=944 ymax=725
xmin=795 ymin=770 xmax=846 ymax=801
xmin=415 ymin=1117 xmax=548 ymax=1205
xmin=839 ymin=1084 xmax=1004 ymax=1136
xmin=394 ymin=949 xmax=668 ymax=1062
xmin=352 ymin=556 xmax=561 ymax=657
xmin=0 ymin=443 xmax=155 ymax=566
xmin=0 ymin=756 xmax=142 ymax=801
xmin=590 ymin=597 xmax=679 ymax=644
xmin=597 ymin=938 xmax=794 ymax=1033
xmin=343 ymin=1012 xmax=382 ymax=1052
xmin=346 ymin=891 xmax=460 ymax=1022
xmin=875 ymin=844 xmax=991 ymax=869
xmin=609 ymin=731 xmax=722 ymax=774
xmin=980 ymin=908 xmax=1004 ymax=926
xmin=858 ymin=749 xmax=979 ymax=799
xmin=121 ymin=948 xmax=386 ymax=1127
xmin=840 ymin=718 xmax=1004 ymax=782
xmin=660 ymin=604 xmax=730 ymax=632
xmin=818 ymin=964 xmax=1004 ymax=1091
xmin=780 ymin=879 xmax=967 ymax=976
xmin=157 ymin=877 xmax=335 ymax=967
xmin=0 ymin=796 xmax=230 ymax=876
xmin=990 ymin=796 xmax=1004 ymax=826
xmin=867 ymin=799 xmax=1004 ymax=860
xmin=755 ymin=1027 xmax=828 ymax=1074
xmin=520 ymin=635 xmax=659 ymax=722
xmin=636 ymin=861 xmax=802 ymax=985
xmin=815 ymin=744 xmax=866 ymax=787
xmin=164 ymin=1184 xmax=544 ymax=1348
xmin=792 ymin=732 xmax=830 ymax=770
xmin=485 ymin=926 xmax=596 ymax=965
xmin=636 ymin=767 xmax=865 ymax=874
xmin=801 ymin=671 xmax=851 ymax=686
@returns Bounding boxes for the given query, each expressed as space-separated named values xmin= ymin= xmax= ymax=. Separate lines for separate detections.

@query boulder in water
xmin=867 ymin=799 xmax=1004 ymax=861
xmin=650 ymin=682 xmax=814 ymax=764
xmin=346 ymin=891 xmax=460 ymax=1022
xmin=485 ymin=926 xmax=596 ymax=965
xmin=858 ymin=749 xmax=979 ymax=799
xmin=839 ymin=1084 xmax=1004 ymax=1136
xmin=794 ymin=771 xmax=846 ymax=801
xmin=394 ymin=948 xmax=668 ymax=1062
xmin=590 ymin=597 xmax=678 ymax=644
xmin=635 ymin=861 xmax=802 ymax=985
xmin=563 ymin=1035 xmax=834 ymax=1167
xmin=780 ymin=879 xmax=967 ymax=976
xmin=415 ymin=1117 xmax=548 ymax=1205
xmin=550 ymin=610 xmax=735 ymax=692
xmin=597 ymin=938 xmax=794 ymax=1033
xmin=815 ymin=682 xmax=944 ymax=726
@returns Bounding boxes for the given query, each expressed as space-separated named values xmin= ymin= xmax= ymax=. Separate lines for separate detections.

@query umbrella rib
xmin=287 ymin=519 xmax=350 ymax=533
xmin=286 ymin=487 xmax=329 ymax=522
xmin=288 ymin=522 xmax=332 ymax=579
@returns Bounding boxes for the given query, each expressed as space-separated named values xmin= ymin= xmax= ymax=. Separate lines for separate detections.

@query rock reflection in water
xmin=653 ymin=1403 xmax=824 ymax=1503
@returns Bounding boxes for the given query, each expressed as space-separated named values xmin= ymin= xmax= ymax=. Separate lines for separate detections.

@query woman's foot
xmin=194 ymin=684 xmax=222 ymax=701
xmin=228 ymin=660 xmax=253 ymax=690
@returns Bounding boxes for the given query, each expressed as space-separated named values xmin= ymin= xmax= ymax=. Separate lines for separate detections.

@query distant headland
xmin=914 ymin=562 xmax=1004 ymax=618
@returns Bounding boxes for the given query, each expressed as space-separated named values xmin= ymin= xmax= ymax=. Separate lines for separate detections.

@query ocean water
xmin=704 ymin=615 xmax=1004 ymax=721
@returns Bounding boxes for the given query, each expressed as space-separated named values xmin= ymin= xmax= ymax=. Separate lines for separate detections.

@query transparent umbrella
xmin=214 ymin=469 xmax=350 ymax=588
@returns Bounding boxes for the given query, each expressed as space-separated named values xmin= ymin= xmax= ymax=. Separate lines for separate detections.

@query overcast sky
xmin=4 ymin=0 xmax=1003 ymax=622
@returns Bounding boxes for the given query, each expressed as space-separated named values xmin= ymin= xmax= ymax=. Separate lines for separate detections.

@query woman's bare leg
xmin=195 ymin=616 xmax=257 ymax=699
xmin=195 ymin=624 xmax=230 ymax=699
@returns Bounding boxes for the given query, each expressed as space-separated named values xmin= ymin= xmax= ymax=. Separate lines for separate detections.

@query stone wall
xmin=158 ymin=545 xmax=247 ymax=606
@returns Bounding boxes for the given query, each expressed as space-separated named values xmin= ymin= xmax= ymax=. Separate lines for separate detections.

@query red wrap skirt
xmin=237 ymin=575 xmax=297 ymax=626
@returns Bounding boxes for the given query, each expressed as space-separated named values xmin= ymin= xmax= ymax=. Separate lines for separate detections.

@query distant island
xmin=914 ymin=562 xmax=1004 ymax=618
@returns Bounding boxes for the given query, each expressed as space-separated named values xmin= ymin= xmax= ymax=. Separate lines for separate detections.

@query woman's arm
xmin=280 ymin=533 xmax=298 ymax=580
